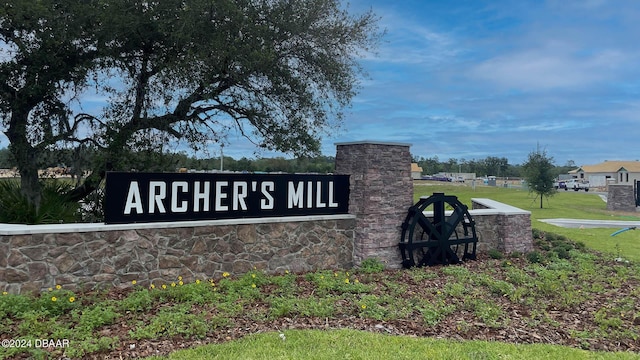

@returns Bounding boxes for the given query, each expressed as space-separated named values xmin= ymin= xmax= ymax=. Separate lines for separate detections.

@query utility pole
xmin=220 ymin=144 xmax=224 ymax=171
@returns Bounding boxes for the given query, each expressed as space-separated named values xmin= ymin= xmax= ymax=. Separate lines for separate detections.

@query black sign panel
xmin=104 ymin=172 xmax=350 ymax=224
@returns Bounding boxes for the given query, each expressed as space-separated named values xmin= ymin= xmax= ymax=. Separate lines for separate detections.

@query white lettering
xmin=35 ymin=339 xmax=69 ymax=348
xmin=215 ymin=181 xmax=228 ymax=211
xmin=149 ymin=181 xmax=167 ymax=214
xmin=315 ymin=181 xmax=326 ymax=208
xmin=123 ymin=181 xmax=143 ymax=214
xmin=233 ymin=182 xmax=248 ymax=210
xmin=261 ymin=181 xmax=274 ymax=209
xmin=288 ymin=181 xmax=304 ymax=208
xmin=117 ymin=177 xmax=344 ymax=218
xmin=306 ymin=181 xmax=313 ymax=208
xmin=193 ymin=181 xmax=210 ymax=212
xmin=328 ymin=181 xmax=338 ymax=208
xmin=171 ymin=181 xmax=189 ymax=212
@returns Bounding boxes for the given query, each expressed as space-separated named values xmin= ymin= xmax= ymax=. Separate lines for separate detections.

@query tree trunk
xmin=540 ymin=194 xmax=543 ymax=209
xmin=5 ymin=112 xmax=42 ymax=209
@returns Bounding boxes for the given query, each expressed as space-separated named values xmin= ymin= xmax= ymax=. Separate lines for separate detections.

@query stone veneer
xmin=334 ymin=141 xmax=413 ymax=268
xmin=607 ymin=184 xmax=637 ymax=212
xmin=471 ymin=198 xmax=533 ymax=253
xmin=0 ymin=216 xmax=355 ymax=294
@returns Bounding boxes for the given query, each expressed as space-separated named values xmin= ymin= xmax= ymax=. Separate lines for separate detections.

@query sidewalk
xmin=539 ymin=218 xmax=640 ymax=229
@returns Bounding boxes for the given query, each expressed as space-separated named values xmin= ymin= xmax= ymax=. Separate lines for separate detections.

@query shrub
xmin=555 ymin=247 xmax=571 ymax=260
xmin=487 ymin=249 xmax=504 ymax=260
xmin=526 ymin=251 xmax=543 ymax=264
xmin=359 ymin=258 xmax=385 ymax=273
xmin=0 ymin=179 xmax=79 ymax=224
xmin=531 ymin=228 xmax=544 ymax=239
xmin=574 ymin=241 xmax=587 ymax=251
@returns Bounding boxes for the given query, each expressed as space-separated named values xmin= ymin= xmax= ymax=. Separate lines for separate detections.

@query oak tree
xmin=1 ymin=0 xmax=381 ymax=207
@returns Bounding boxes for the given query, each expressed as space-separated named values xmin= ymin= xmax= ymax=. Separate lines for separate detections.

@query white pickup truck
xmin=564 ymin=179 xmax=590 ymax=192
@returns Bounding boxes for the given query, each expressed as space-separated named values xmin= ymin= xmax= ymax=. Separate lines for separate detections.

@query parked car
xmin=564 ymin=179 xmax=590 ymax=191
xmin=553 ymin=180 xmax=566 ymax=190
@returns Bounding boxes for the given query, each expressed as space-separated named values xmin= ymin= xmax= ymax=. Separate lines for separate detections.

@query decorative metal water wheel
xmin=399 ymin=192 xmax=478 ymax=268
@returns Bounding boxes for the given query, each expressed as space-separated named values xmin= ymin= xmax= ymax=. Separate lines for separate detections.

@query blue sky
xmin=2 ymin=0 xmax=639 ymax=167
xmin=315 ymin=0 xmax=640 ymax=166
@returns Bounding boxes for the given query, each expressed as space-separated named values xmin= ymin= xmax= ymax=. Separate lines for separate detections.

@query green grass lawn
xmin=148 ymin=329 xmax=640 ymax=360
xmin=414 ymin=182 xmax=640 ymax=262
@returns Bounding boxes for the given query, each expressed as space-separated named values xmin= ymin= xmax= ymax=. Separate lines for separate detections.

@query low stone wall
xmin=470 ymin=198 xmax=533 ymax=254
xmin=1 ymin=196 xmax=534 ymax=294
xmin=0 ymin=215 xmax=355 ymax=294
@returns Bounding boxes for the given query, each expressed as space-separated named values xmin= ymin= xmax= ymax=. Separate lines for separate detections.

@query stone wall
xmin=0 ymin=216 xmax=355 ymax=294
xmin=607 ymin=184 xmax=637 ymax=212
xmin=335 ymin=141 xmax=413 ymax=268
xmin=471 ymin=198 xmax=533 ymax=254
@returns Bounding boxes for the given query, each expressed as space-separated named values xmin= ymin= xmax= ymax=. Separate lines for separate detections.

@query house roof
xmin=411 ymin=163 xmax=423 ymax=172
xmin=570 ymin=160 xmax=640 ymax=174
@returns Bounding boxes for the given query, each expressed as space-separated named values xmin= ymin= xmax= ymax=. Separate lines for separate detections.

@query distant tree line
xmin=0 ymin=147 xmax=577 ymax=179
xmin=412 ymin=155 xmax=577 ymax=179
xmin=0 ymin=148 xmax=335 ymax=174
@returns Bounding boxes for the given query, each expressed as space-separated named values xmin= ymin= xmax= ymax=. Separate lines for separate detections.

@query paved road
xmin=539 ymin=218 xmax=640 ymax=229
xmin=539 ymin=191 xmax=640 ymax=228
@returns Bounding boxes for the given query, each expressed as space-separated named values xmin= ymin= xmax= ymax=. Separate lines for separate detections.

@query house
xmin=569 ymin=160 xmax=640 ymax=187
xmin=411 ymin=163 xmax=423 ymax=180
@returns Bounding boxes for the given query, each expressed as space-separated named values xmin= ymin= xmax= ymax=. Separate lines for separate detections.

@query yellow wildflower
xmin=251 ymin=283 xmax=256 ymax=288
xmin=171 ymin=282 xmax=176 ymax=287
xmin=55 ymin=285 xmax=62 ymax=290
xmin=344 ymin=278 xmax=350 ymax=284
xmin=150 ymin=284 xmax=155 ymax=289
xmin=131 ymin=280 xmax=137 ymax=285
xmin=2 ymin=291 xmax=7 ymax=295
xmin=51 ymin=296 xmax=57 ymax=302
xmin=361 ymin=304 xmax=367 ymax=309
xmin=69 ymin=297 xmax=75 ymax=303
xmin=222 ymin=272 xmax=230 ymax=278
xmin=195 ymin=279 xmax=201 ymax=284
xmin=178 ymin=281 xmax=184 ymax=286
xmin=161 ymin=284 xmax=167 ymax=289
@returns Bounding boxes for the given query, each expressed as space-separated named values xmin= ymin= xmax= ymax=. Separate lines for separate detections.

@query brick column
xmin=335 ymin=141 xmax=413 ymax=268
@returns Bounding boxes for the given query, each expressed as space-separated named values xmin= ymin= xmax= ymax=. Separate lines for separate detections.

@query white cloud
xmin=467 ymin=47 xmax=630 ymax=91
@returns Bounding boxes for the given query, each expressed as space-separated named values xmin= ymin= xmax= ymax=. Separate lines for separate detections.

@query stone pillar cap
xmin=335 ymin=140 xmax=412 ymax=147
